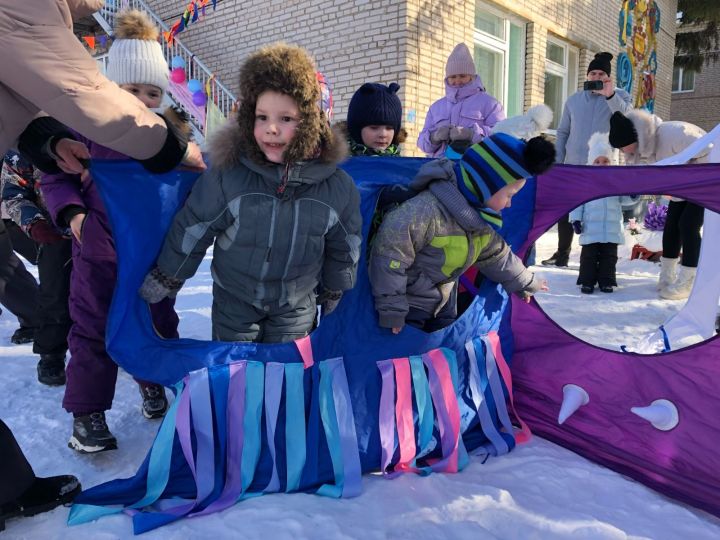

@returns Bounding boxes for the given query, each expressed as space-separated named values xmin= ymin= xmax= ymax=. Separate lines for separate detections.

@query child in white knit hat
xmin=106 ymin=10 xmax=169 ymax=109
xmin=39 ymin=10 xmax=185 ymax=454
xmin=569 ymin=133 xmax=634 ymax=294
xmin=417 ymin=43 xmax=506 ymax=158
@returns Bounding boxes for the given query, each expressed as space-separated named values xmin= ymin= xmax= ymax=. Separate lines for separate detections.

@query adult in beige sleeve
xmin=0 ymin=0 xmax=204 ymax=173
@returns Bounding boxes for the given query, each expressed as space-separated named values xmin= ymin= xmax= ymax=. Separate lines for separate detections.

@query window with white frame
xmin=544 ymin=36 xmax=578 ymax=129
xmin=474 ymin=4 xmax=526 ymax=117
xmin=672 ymin=66 xmax=695 ymax=92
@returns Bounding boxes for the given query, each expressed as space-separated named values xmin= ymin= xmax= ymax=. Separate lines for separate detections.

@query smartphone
xmin=583 ymin=80 xmax=604 ymax=91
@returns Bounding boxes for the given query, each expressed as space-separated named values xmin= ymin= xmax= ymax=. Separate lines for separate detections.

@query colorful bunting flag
xmin=164 ymin=0 xmax=217 ymax=43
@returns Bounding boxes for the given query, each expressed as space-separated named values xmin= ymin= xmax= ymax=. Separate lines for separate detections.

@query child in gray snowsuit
xmin=140 ymin=43 xmax=362 ymax=343
xmin=370 ymin=133 xmax=554 ymax=333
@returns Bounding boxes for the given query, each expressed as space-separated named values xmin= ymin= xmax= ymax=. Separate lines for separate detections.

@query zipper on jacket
xmin=280 ymin=200 xmax=300 ymax=304
xmin=260 ymin=199 xmax=278 ymax=280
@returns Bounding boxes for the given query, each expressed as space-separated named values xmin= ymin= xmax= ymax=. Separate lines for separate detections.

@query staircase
xmin=92 ymin=0 xmax=236 ymax=139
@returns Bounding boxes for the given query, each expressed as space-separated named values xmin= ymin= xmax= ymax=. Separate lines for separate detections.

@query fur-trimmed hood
xmin=232 ymin=43 xmax=339 ymax=166
xmin=626 ymin=109 xmax=708 ymax=164
xmin=208 ymin=117 xmax=348 ymax=185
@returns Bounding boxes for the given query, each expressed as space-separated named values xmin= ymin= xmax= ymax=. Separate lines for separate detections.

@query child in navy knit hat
xmin=343 ymin=82 xmax=407 ymax=156
xmin=369 ymin=133 xmax=555 ymax=333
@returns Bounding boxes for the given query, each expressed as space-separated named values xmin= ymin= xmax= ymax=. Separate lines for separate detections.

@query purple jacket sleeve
xmin=417 ymin=103 xmax=443 ymax=156
xmin=39 ymin=132 xmax=93 ymax=226
xmin=471 ymin=98 xmax=506 ymax=143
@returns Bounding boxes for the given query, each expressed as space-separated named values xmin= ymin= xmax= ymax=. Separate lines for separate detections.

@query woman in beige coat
xmin=0 ymin=0 xmax=203 ymax=174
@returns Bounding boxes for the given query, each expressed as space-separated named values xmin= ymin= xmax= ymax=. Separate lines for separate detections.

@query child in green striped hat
xmin=369 ymin=133 xmax=555 ymax=334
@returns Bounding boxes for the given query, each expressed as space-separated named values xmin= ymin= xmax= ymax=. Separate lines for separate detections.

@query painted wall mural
xmin=618 ymin=0 xmax=661 ymax=112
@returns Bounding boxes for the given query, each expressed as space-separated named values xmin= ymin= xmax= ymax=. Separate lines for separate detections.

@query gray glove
xmin=317 ymin=289 xmax=343 ymax=315
xmin=139 ymin=267 xmax=184 ymax=304
xmin=430 ymin=126 xmax=451 ymax=144
xmin=449 ymin=126 xmax=474 ymax=142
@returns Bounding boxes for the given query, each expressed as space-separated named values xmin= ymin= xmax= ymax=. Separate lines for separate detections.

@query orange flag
xmin=83 ymin=36 xmax=96 ymax=50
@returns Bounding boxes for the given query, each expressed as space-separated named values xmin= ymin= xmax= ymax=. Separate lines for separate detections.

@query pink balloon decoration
xmin=192 ymin=91 xmax=208 ymax=106
xmin=170 ymin=67 xmax=186 ymax=84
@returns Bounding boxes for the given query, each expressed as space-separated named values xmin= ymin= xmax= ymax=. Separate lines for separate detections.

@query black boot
xmin=0 ymin=475 xmax=80 ymax=531
xmin=37 ymin=354 xmax=66 ymax=386
xmin=68 ymin=412 xmax=117 ymax=453
xmin=10 ymin=326 xmax=36 ymax=345
xmin=139 ymin=383 xmax=169 ymax=419
xmin=541 ymin=252 xmax=569 ymax=267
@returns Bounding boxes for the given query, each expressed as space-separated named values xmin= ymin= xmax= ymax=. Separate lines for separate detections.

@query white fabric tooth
xmin=558 ymin=384 xmax=590 ymax=425
xmin=630 ymin=399 xmax=679 ymax=431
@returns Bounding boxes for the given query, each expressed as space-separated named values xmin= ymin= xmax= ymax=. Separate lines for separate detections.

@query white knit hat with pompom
xmin=107 ymin=10 xmax=168 ymax=91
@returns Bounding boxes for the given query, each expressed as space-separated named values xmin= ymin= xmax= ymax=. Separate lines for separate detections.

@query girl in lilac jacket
xmin=417 ymin=43 xmax=505 ymax=157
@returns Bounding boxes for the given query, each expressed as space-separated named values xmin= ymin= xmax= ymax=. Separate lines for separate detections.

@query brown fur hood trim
xmin=209 ymin=117 xmax=348 ymax=171
xmin=162 ymin=106 xmax=192 ymax=141
xmin=230 ymin=43 xmax=344 ymax=166
xmin=113 ymin=10 xmax=159 ymax=41
xmin=335 ymin=121 xmax=407 ymax=145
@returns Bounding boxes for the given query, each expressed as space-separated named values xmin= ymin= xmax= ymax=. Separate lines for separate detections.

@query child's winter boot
xmin=36 ymin=354 xmax=66 ymax=386
xmin=139 ymin=383 xmax=168 ymax=419
xmin=69 ymin=412 xmax=117 ymax=453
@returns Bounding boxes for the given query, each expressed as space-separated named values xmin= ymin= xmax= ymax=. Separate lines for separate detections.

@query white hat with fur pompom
xmin=107 ymin=10 xmax=169 ymax=92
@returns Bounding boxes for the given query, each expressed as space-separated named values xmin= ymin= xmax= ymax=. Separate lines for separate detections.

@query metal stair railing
xmin=93 ymin=0 xmax=236 ymax=134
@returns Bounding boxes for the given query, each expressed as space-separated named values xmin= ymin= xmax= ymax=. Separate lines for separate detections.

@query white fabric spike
xmin=557 ymin=384 xmax=590 ymax=425
xmin=630 ymin=399 xmax=679 ymax=431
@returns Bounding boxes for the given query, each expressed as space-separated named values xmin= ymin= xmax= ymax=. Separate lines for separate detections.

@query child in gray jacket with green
xmin=369 ymin=133 xmax=554 ymax=333
xmin=140 ymin=43 xmax=361 ymax=343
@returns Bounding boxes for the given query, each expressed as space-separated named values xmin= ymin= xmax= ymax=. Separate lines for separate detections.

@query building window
xmin=543 ymin=36 xmax=578 ymax=129
xmin=474 ymin=4 xmax=526 ymax=117
xmin=672 ymin=66 xmax=695 ymax=92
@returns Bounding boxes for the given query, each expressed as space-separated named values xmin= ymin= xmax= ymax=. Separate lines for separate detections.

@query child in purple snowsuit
xmin=417 ymin=43 xmax=505 ymax=158
xmin=40 ymin=10 xmax=182 ymax=453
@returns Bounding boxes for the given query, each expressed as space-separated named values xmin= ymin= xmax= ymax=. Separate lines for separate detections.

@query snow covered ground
xmin=2 ymin=228 xmax=719 ymax=539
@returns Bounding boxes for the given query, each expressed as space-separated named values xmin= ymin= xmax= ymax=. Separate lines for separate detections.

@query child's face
xmin=360 ymin=125 xmax=394 ymax=151
xmin=253 ymin=90 xmax=300 ymax=164
xmin=485 ymin=180 xmax=526 ymax=212
xmin=593 ymin=156 xmax=611 ymax=166
xmin=119 ymin=84 xmax=163 ymax=108
xmin=447 ymin=74 xmax=473 ymax=87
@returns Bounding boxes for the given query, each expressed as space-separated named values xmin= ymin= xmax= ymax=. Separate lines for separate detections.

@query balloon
xmin=187 ymin=79 xmax=203 ymax=94
xmin=171 ymin=56 xmax=186 ymax=70
xmin=170 ymin=67 xmax=186 ymax=84
xmin=192 ymin=91 xmax=207 ymax=106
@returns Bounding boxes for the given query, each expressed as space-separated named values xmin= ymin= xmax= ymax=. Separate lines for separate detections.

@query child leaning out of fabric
xmin=369 ymin=133 xmax=555 ymax=333
xmin=140 ymin=43 xmax=362 ymax=344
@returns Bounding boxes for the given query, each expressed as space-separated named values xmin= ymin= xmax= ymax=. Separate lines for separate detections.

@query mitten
xmin=449 ymin=126 xmax=474 ymax=142
xmin=572 ymin=220 xmax=583 ymax=234
xmin=317 ymin=289 xmax=343 ymax=315
xmin=429 ymin=126 xmax=451 ymax=144
xmin=139 ymin=267 xmax=184 ymax=304
xmin=29 ymin=220 xmax=64 ymax=244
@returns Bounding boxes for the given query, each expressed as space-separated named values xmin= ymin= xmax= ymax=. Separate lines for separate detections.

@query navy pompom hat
xmin=454 ymin=133 xmax=532 ymax=208
xmin=346 ymin=82 xmax=402 ymax=143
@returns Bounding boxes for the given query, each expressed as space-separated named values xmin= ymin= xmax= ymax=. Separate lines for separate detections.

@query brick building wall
xmin=145 ymin=0 xmax=678 ymax=155
xmin=670 ymin=55 xmax=720 ymax=131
